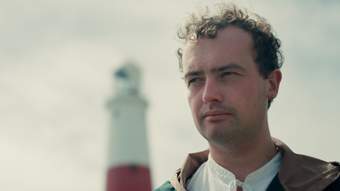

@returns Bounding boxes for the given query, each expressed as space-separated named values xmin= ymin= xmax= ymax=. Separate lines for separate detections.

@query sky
xmin=1 ymin=0 xmax=340 ymax=190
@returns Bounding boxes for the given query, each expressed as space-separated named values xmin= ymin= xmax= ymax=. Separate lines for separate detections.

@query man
xmin=155 ymin=4 xmax=340 ymax=191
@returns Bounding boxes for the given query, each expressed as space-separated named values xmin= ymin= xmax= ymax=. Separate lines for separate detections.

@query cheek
xmin=241 ymin=82 xmax=267 ymax=111
xmin=231 ymin=82 xmax=262 ymax=108
xmin=188 ymin=94 xmax=196 ymax=113
xmin=188 ymin=91 xmax=201 ymax=117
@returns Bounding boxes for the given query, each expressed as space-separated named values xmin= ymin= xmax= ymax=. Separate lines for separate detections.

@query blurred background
xmin=1 ymin=0 xmax=339 ymax=190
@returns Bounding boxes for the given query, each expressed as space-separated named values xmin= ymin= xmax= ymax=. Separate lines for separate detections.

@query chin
xmin=204 ymin=125 xmax=242 ymax=142
xmin=201 ymin=126 xmax=231 ymax=140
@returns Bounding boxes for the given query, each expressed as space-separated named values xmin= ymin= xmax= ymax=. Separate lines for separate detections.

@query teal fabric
xmin=154 ymin=181 xmax=175 ymax=191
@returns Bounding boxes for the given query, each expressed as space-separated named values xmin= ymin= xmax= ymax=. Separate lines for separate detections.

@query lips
xmin=203 ymin=111 xmax=232 ymax=122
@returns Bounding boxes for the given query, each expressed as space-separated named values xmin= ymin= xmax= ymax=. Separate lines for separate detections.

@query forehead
xmin=182 ymin=26 xmax=255 ymax=73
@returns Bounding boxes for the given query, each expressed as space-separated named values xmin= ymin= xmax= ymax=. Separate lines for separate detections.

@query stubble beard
xmin=194 ymin=103 xmax=237 ymax=145
xmin=197 ymin=111 xmax=260 ymax=149
xmin=198 ymin=114 xmax=242 ymax=146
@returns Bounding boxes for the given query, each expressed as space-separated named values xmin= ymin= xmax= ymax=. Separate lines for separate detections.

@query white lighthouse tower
xmin=106 ymin=62 xmax=152 ymax=191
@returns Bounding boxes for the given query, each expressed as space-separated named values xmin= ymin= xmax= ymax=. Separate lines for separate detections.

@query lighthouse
xmin=106 ymin=62 xmax=152 ymax=191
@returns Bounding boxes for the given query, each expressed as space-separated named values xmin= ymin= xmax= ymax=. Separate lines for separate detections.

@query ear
xmin=267 ymin=69 xmax=282 ymax=100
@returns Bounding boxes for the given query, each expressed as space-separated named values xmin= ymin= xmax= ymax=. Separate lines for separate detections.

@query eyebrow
xmin=183 ymin=71 xmax=204 ymax=80
xmin=212 ymin=64 xmax=246 ymax=73
xmin=183 ymin=63 xmax=246 ymax=80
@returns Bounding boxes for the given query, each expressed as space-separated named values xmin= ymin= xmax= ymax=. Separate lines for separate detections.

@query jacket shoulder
xmin=154 ymin=181 xmax=176 ymax=191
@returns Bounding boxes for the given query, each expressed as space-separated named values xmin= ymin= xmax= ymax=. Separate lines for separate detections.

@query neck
xmin=209 ymin=128 xmax=276 ymax=181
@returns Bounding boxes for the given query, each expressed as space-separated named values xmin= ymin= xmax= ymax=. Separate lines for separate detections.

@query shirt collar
xmin=207 ymin=152 xmax=282 ymax=190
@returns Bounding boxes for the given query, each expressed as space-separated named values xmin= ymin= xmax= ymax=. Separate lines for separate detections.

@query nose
xmin=202 ymin=78 xmax=223 ymax=103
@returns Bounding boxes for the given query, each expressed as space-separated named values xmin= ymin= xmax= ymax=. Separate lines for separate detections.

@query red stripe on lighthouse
xmin=106 ymin=165 xmax=152 ymax=191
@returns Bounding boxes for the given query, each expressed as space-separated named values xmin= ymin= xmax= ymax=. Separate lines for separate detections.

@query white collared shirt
xmin=187 ymin=152 xmax=282 ymax=191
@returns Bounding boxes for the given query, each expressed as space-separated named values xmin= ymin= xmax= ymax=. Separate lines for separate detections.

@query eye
xmin=222 ymin=71 xmax=231 ymax=76
xmin=220 ymin=71 xmax=238 ymax=78
xmin=187 ymin=77 xmax=204 ymax=87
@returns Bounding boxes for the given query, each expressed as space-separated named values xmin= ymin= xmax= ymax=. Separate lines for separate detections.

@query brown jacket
xmin=166 ymin=139 xmax=340 ymax=191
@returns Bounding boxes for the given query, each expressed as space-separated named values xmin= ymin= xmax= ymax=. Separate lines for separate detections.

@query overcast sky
xmin=1 ymin=0 xmax=340 ymax=190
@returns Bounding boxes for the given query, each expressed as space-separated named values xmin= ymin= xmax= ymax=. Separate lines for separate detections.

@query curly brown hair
xmin=177 ymin=4 xmax=283 ymax=79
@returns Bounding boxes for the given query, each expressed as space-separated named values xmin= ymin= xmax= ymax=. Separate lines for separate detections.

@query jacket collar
xmin=170 ymin=138 xmax=340 ymax=191
xmin=274 ymin=138 xmax=340 ymax=191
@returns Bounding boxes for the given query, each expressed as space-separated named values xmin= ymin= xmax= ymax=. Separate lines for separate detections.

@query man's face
xmin=182 ymin=26 xmax=281 ymax=146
